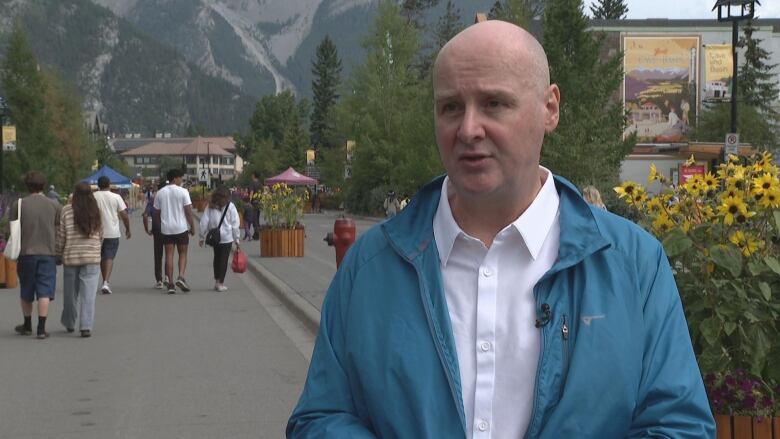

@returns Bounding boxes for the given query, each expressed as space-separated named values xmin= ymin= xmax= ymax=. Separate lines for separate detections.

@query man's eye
xmin=486 ymin=100 xmax=502 ymax=108
xmin=441 ymin=103 xmax=459 ymax=113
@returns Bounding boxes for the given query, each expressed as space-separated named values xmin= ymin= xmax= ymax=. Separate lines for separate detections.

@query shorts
xmin=17 ymin=255 xmax=57 ymax=302
xmin=101 ymin=238 xmax=120 ymax=260
xmin=161 ymin=232 xmax=189 ymax=246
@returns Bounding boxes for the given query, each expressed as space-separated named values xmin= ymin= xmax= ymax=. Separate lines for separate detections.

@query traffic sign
xmin=724 ymin=133 xmax=739 ymax=155
xmin=197 ymin=165 xmax=209 ymax=182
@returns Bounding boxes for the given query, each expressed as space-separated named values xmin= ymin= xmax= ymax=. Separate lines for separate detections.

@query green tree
xmin=589 ymin=0 xmax=628 ymax=19
xmin=695 ymin=103 xmax=777 ymax=151
xmin=243 ymin=90 xmax=309 ymax=174
xmin=488 ymin=0 xmax=535 ymax=26
xmin=541 ymin=0 xmax=633 ymax=190
xmin=310 ymin=36 xmax=342 ymax=151
xmin=0 ymin=25 xmax=58 ymax=190
xmin=738 ymin=19 xmax=780 ymax=118
xmin=434 ymin=0 xmax=463 ymax=50
xmin=336 ymin=0 xmax=440 ymax=213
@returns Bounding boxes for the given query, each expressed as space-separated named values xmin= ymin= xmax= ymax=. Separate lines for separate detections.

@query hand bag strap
xmin=216 ymin=203 xmax=229 ymax=229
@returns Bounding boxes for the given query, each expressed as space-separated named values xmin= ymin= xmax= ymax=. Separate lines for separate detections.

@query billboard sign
xmin=623 ymin=36 xmax=699 ymax=143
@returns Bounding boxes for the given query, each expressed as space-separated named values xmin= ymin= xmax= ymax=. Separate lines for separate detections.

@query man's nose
xmin=457 ymin=106 xmax=485 ymax=144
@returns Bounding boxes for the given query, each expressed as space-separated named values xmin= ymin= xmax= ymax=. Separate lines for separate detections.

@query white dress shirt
xmin=433 ymin=168 xmax=560 ymax=439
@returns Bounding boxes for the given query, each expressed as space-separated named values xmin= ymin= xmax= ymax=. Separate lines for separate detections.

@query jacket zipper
xmin=561 ymin=314 xmax=570 ymax=383
xmin=526 ymin=283 xmax=548 ymax=439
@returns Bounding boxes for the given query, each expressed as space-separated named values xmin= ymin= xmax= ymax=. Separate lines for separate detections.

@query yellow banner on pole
xmin=2 ymin=125 xmax=16 ymax=151
xmin=704 ymin=44 xmax=733 ymax=101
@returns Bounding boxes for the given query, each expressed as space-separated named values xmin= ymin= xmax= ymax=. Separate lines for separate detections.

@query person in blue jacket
xmin=287 ymin=20 xmax=715 ymax=438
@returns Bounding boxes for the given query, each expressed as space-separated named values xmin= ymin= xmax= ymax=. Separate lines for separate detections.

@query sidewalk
xmin=238 ymin=211 xmax=381 ymax=334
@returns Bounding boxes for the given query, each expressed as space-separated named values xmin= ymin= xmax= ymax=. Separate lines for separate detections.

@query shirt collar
xmin=433 ymin=167 xmax=560 ymax=265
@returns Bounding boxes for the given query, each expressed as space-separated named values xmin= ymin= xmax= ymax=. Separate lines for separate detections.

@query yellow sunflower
xmin=752 ymin=173 xmax=780 ymax=194
xmin=717 ymin=196 xmax=752 ymax=226
xmin=652 ymin=213 xmax=675 ymax=234
xmin=701 ymin=172 xmax=719 ymax=192
xmin=614 ymin=181 xmax=642 ymax=200
xmin=728 ymin=231 xmax=761 ymax=257
xmin=759 ymin=188 xmax=780 ymax=209
xmin=647 ymin=164 xmax=659 ymax=183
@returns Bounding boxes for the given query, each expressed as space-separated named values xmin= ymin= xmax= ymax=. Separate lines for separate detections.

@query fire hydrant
xmin=324 ymin=217 xmax=356 ymax=268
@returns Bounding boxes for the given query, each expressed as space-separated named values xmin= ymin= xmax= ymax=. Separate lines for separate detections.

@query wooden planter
xmin=716 ymin=414 xmax=780 ymax=439
xmin=0 ymin=253 xmax=6 ymax=286
xmin=260 ymin=228 xmax=304 ymax=257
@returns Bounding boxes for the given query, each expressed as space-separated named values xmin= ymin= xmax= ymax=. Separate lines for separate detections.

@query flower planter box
xmin=260 ymin=228 xmax=304 ymax=257
xmin=716 ymin=414 xmax=780 ymax=439
xmin=0 ymin=253 xmax=6 ymax=286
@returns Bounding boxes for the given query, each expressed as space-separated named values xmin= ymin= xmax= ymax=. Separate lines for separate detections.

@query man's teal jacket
xmin=287 ymin=175 xmax=715 ymax=438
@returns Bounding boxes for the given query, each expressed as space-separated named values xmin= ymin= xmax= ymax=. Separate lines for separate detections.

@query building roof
xmin=120 ymin=136 xmax=233 ymax=157
xmin=111 ymin=136 xmax=236 ymax=153
xmin=589 ymin=17 xmax=780 ymax=32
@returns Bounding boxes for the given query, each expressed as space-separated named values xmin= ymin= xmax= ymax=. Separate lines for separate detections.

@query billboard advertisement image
xmin=623 ymin=36 xmax=700 ymax=143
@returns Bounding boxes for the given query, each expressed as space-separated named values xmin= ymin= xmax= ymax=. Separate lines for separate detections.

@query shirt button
xmin=481 ymin=267 xmax=493 ymax=277
xmin=477 ymin=420 xmax=489 ymax=431
xmin=480 ymin=341 xmax=491 ymax=352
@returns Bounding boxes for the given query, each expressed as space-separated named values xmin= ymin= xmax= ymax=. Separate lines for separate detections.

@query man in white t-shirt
xmin=93 ymin=176 xmax=131 ymax=295
xmin=153 ymin=168 xmax=195 ymax=294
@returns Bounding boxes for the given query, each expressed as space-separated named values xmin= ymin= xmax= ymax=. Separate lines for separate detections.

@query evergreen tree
xmin=244 ymin=90 xmax=309 ymax=173
xmin=541 ymin=0 xmax=633 ymax=190
xmin=488 ymin=0 xmax=534 ymax=26
xmin=400 ymin=0 xmax=441 ymax=28
xmin=336 ymin=0 xmax=440 ymax=213
xmin=310 ymin=36 xmax=342 ymax=151
xmin=1 ymin=25 xmax=58 ymax=190
xmin=434 ymin=0 xmax=463 ymax=49
xmin=589 ymin=0 xmax=628 ymax=19
xmin=489 ymin=0 xmax=547 ymax=21
xmin=738 ymin=19 xmax=780 ymax=118
xmin=695 ymin=102 xmax=777 ymax=151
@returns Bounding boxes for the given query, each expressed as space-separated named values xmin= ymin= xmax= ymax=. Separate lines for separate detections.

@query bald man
xmin=288 ymin=21 xmax=714 ymax=438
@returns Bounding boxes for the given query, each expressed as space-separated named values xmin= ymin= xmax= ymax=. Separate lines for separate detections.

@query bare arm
xmin=119 ymin=210 xmax=131 ymax=239
xmin=185 ymin=205 xmax=195 ymax=235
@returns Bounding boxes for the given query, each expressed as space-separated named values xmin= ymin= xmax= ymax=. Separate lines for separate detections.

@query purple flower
xmin=761 ymin=396 xmax=773 ymax=409
xmin=705 ymin=373 xmax=716 ymax=386
xmin=743 ymin=395 xmax=756 ymax=409
xmin=725 ymin=375 xmax=737 ymax=388
xmin=740 ymin=380 xmax=753 ymax=392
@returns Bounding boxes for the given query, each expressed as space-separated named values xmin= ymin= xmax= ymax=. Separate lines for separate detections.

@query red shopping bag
xmin=231 ymin=248 xmax=247 ymax=273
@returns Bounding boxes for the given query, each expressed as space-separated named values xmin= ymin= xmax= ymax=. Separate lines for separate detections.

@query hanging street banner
xmin=704 ymin=44 xmax=733 ymax=102
xmin=623 ymin=36 xmax=699 ymax=144
xmin=2 ymin=124 xmax=16 ymax=151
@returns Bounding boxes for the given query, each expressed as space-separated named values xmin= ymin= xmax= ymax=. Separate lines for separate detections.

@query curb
xmin=246 ymin=257 xmax=321 ymax=335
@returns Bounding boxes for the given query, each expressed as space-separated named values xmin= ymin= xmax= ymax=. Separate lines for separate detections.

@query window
xmin=134 ymin=157 xmax=142 ymax=164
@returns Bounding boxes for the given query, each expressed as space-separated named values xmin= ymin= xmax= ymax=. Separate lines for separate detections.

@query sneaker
xmin=80 ymin=330 xmax=91 ymax=338
xmin=154 ymin=281 xmax=164 ymax=289
xmin=65 ymin=327 xmax=75 ymax=333
xmin=175 ymin=277 xmax=190 ymax=292
xmin=101 ymin=283 xmax=113 ymax=295
xmin=167 ymin=283 xmax=176 ymax=294
xmin=14 ymin=324 xmax=32 ymax=336
xmin=216 ymin=285 xmax=228 ymax=292
xmin=36 ymin=329 xmax=49 ymax=339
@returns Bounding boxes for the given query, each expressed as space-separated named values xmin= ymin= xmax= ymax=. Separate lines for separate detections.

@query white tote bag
xmin=4 ymin=198 xmax=22 ymax=261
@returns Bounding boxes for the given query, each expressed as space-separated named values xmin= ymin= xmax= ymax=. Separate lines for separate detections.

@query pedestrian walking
xmin=154 ymin=168 xmax=195 ymax=294
xmin=57 ymin=182 xmax=102 ymax=338
xmin=142 ymin=184 xmax=165 ymax=288
xmin=242 ymin=200 xmax=256 ymax=240
xmin=581 ymin=185 xmax=607 ymax=210
xmin=47 ymin=185 xmax=60 ymax=203
xmin=11 ymin=171 xmax=62 ymax=339
xmin=198 ymin=186 xmax=240 ymax=292
xmin=287 ymin=21 xmax=714 ymax=438
xmin=383 ymin=191 xmax=400 ymax=218
xmin=93 ymin=176 xmax=131 ymax=294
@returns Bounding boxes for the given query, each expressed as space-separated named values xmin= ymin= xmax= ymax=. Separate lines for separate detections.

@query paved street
xmin=0 ymin=212 xmax=316 ymax=439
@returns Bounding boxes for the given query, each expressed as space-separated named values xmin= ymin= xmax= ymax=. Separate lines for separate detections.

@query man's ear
xmin=544 ymin=84 xmax=560 ymax=134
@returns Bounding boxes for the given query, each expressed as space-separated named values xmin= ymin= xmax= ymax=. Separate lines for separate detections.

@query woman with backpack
xmin=198 ymin=186 xmax=240 ymax=291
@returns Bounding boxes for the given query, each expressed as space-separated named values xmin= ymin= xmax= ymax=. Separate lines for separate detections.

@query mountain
xmin=0 ymin=0 xmax=257 ymax=135
xmin=0 ymin=0 xmax=496 ymax=136
xmin=91 ymin=0 xmax=496 ymax=98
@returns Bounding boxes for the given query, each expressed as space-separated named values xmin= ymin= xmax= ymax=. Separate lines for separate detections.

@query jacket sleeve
xmin=228 ymin=203 xmax=240 ymax=241
xmin=628 ymin=244 xmax=715 ymax=438
xmin=198 ymin=209 xmax=210 ymax=240
xmin=286 ymin=265 xmax=377 ymax=438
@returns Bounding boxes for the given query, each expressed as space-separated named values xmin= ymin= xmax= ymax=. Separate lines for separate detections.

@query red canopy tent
xmin=264 ymin=167 xmax=318 ymax=186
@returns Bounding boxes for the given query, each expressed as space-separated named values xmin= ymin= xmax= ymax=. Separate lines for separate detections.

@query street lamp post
xmin=712 ymin=0 xmax=760 ymax=134
xmin=0 ymin=97 xmax=8 ymax=195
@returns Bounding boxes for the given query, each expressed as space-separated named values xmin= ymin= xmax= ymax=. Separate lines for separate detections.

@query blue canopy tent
xmin=82 ymin=165 xmax=133 ymax=188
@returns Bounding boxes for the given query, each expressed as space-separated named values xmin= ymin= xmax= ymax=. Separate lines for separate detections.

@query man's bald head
xmin=433 ymin=20 xmax=550 ymax=95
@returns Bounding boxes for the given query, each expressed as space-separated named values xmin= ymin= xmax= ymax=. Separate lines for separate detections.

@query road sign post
xmin=724 ymin=133 xmax=739 ymax=157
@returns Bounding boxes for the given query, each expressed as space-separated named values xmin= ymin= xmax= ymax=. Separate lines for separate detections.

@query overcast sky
xmin=582 ymin=0 xmax=780 ymax=19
